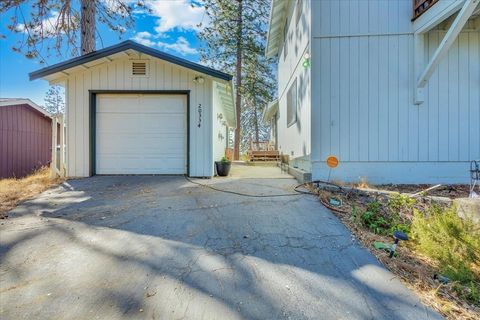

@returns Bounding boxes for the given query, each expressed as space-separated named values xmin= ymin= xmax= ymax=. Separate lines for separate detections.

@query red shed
xmin=0 ymin=98 xmax=53 ymax=179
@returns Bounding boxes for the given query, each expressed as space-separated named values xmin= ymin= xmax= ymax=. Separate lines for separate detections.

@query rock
xmin=453 ymin=198 xmax=480 ymax=223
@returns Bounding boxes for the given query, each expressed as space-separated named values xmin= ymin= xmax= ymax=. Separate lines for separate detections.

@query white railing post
xmin=59 ymin=114 xmax=66 ymax=177
xmin=50 ymin=116 xmax=58 ymax=178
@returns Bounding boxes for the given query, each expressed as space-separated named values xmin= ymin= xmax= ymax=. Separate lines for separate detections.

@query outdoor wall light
xmin=303 ymin=52 xmax=311 ymax=68
xmin=193 ymin=76 xmax=205 ymax=84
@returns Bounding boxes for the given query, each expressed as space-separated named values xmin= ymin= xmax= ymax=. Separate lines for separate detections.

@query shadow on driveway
xmin=0 ymin=175 xmax=442 ymax=319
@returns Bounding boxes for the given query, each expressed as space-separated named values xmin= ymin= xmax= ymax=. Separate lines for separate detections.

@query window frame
xmin=286 ymin=78 xmax=297 ymax=128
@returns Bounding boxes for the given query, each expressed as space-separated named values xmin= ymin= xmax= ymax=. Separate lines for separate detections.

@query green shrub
xmin=388 ymin=193 xmax=416 ymax=214
xmin=354 ymin=198 xmax=413 ymax=235
xmin=411 ymin=205 xmax=480 ymax=285
xmin=387 ymin=193 xmax=415 ymax=234
xmin=360 ymin=201 xmax=389 ymax=234
xmin=453 ymin=281 xmax=480 ymax=306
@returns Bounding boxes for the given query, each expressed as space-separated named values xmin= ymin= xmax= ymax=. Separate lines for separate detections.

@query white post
xmin=59 ymin=114 xmax=66 ymax=177
xmin=50 ymin=116 xmax=58 ymax=178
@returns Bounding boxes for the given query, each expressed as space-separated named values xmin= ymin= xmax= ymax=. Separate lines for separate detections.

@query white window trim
xmin=286 ymin=78 xmax=297 ymax=127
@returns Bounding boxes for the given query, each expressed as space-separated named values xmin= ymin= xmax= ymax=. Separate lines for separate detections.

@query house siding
xmin=0 ymin=105 xmax=52 ymax=178
xmin=65 ymin=57 xmax=214 ymax=177
xmin=277 ymin=0 xmax=311 ymax=169
xmin=212 ymin=88 xmax=228 ymax=166
xmin=310 ymin=0 xmax=479 ymax=183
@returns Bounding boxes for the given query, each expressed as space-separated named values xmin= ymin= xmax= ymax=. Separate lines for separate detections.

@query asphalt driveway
xmin=0 ymin=168 xmax=442 ymax=319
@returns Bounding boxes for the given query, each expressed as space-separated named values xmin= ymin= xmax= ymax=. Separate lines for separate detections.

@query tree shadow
xmin=0 ymin=176 xmax=441 ymax=319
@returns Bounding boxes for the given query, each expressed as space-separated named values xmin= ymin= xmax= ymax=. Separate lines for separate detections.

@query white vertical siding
xmin=310 ymin=0 xmax=480 ymax=183
xmin=276 ymin=0 xmax=311 ymax=166
xmin=65 ymin=57 xmax=214 ymax=177
xmin=312 ymin=0 xmax=412 ymax=36
xmin=212 ymin=90 xmax=228 ymax=166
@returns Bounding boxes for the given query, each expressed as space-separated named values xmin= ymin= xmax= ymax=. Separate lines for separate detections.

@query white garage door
xmin=96 ymin=94 xmax=187 ymax=174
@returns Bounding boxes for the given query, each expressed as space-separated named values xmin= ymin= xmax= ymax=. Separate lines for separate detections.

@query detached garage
xmin=30 ymin=41 xmax=235 ymax=178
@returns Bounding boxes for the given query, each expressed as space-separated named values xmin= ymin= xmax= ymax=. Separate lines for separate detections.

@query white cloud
xmin=146 ymin=0 xmax=206 ymax=34
xmin=16 ymin=11 xmax=77 ymax=37
xmin=131 ymin=31 xmax=155 ymax=47
xmin=131 ymin=32 xmax=197 ymax=56
xmin=157 ymin=37 xmax=197 ymax=56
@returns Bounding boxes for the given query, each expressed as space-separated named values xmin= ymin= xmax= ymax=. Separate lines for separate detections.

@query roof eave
xmin=265 ymin=0 xmax=277 ymax=57
xmin=30 ymin=40 xmax=233 ymax=82
xmin=265 ymin=0 xmax=287 ymax=58
xmin=0 ymin=98 xmax=51 ymax=118
xmin=262 ymin=99 xmax=278 ymax=122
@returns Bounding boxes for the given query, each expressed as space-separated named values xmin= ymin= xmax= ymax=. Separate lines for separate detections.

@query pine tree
xmin=44 ymin=85 xmax=65 ymax=116
xmin=1 ymin=0 xmax=147 ymax=59
xmin=198 ymin=0 xmax=275 ymax=159
xmin=241 ymin=28 xmax=275 ymax=151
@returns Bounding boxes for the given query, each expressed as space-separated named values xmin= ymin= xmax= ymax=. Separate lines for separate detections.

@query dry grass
xmin=313 ymin=187 xmax=480 ymax=320
xmin=0 ymin=167 xmax=64 ymax=218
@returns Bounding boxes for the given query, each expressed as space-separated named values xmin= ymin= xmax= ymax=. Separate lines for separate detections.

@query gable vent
xmin=132 ymin=62 xmax=147 ymax=76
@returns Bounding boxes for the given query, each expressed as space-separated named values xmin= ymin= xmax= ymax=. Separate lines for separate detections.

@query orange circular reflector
xmin=326 ymin=156 xmax=339 ymax=168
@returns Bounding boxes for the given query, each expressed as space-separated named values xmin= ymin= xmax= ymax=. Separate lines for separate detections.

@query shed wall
xmin=0 ymin=105 xmax=52 ymax=178
xmin=65 ymin=57 xmax=213 ymax=177
xmin=310 ymin=0 xmax=480 ymax=183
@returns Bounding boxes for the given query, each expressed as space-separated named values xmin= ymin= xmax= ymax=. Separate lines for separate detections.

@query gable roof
xmin=0 ymin=98 xmax=51 ymax=118
xmin=30 ymin=40 xmax=233 ymax=81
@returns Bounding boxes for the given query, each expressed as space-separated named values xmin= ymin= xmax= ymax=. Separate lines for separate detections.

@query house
xmin=265 ymin=0 xmax=480 ymax=184
xmin=30 ymin=41 xmax=235 ymax=178
xmin=0 ymin=98 xmax=53 ymax=178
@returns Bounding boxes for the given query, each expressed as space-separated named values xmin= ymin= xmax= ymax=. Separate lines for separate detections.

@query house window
xmin=286 ymin=78 xmax=297 ymax=127
xmin=296 ymin=0 xmax=302 ymax=26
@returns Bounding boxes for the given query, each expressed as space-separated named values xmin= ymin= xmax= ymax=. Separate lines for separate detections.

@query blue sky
xmin=0 ymin=0 xmax=206 ymax=106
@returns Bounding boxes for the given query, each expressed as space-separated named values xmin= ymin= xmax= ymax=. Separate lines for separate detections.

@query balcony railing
xmin=413 ymin=0 xmax=440 ymax=20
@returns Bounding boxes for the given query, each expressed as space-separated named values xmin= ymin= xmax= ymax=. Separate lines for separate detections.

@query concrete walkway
xmin=0 ymin=169 xmax=442 ymax=319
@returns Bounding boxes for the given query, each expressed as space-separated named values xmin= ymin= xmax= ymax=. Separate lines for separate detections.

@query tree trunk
xmin=233 ymin=0 xmax=243 ymax=160
xmin=80 ymin=0 xmax=95 ymax=55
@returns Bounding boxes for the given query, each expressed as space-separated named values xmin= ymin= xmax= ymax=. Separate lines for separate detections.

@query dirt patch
xmin=311 ymin=186 xmax=480 ymax=320
xmin=0 ymin=167 xmax=64 ymax=218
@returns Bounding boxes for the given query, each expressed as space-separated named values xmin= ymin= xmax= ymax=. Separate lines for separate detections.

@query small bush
xmin=353 ymin=198 xmax=413 ymax=235
xmin=411 ymin=205 xmax=480 ymax=285
xmin=359 ymin=201 xmax=390 ymax=234
xmin=387 ymin=193 xmax=415 ymax=234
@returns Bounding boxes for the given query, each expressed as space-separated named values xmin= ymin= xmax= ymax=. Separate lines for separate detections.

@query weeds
xmin=353 ymin=194 xmax=415 ymax=235
xmin=326 ymin=186 xmax=480 ymax=318
xmin=0 ymin=167 xmax=63 ymax=216
xmin=411 ymin=206 xmax=480 ymax=284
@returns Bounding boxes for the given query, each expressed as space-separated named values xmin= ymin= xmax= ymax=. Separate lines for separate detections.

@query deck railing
xmin=249 ymin=140 xmax=275 ymax=151
xmin=413 ymin=0 xmax=439 ymax=20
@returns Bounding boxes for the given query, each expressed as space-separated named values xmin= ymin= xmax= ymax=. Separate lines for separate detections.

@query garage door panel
xmin=142 ymin=114 xmax=186 ymax=132
xmin=98 ymin=95 xmax=184 ymax=114
xmin=97 ymin=134 xmax=185 ymax=152
xmin=96 ymin=94 xmax=187 ymax=174
xmin=97 ymin=114 xmax=185 ymax=134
